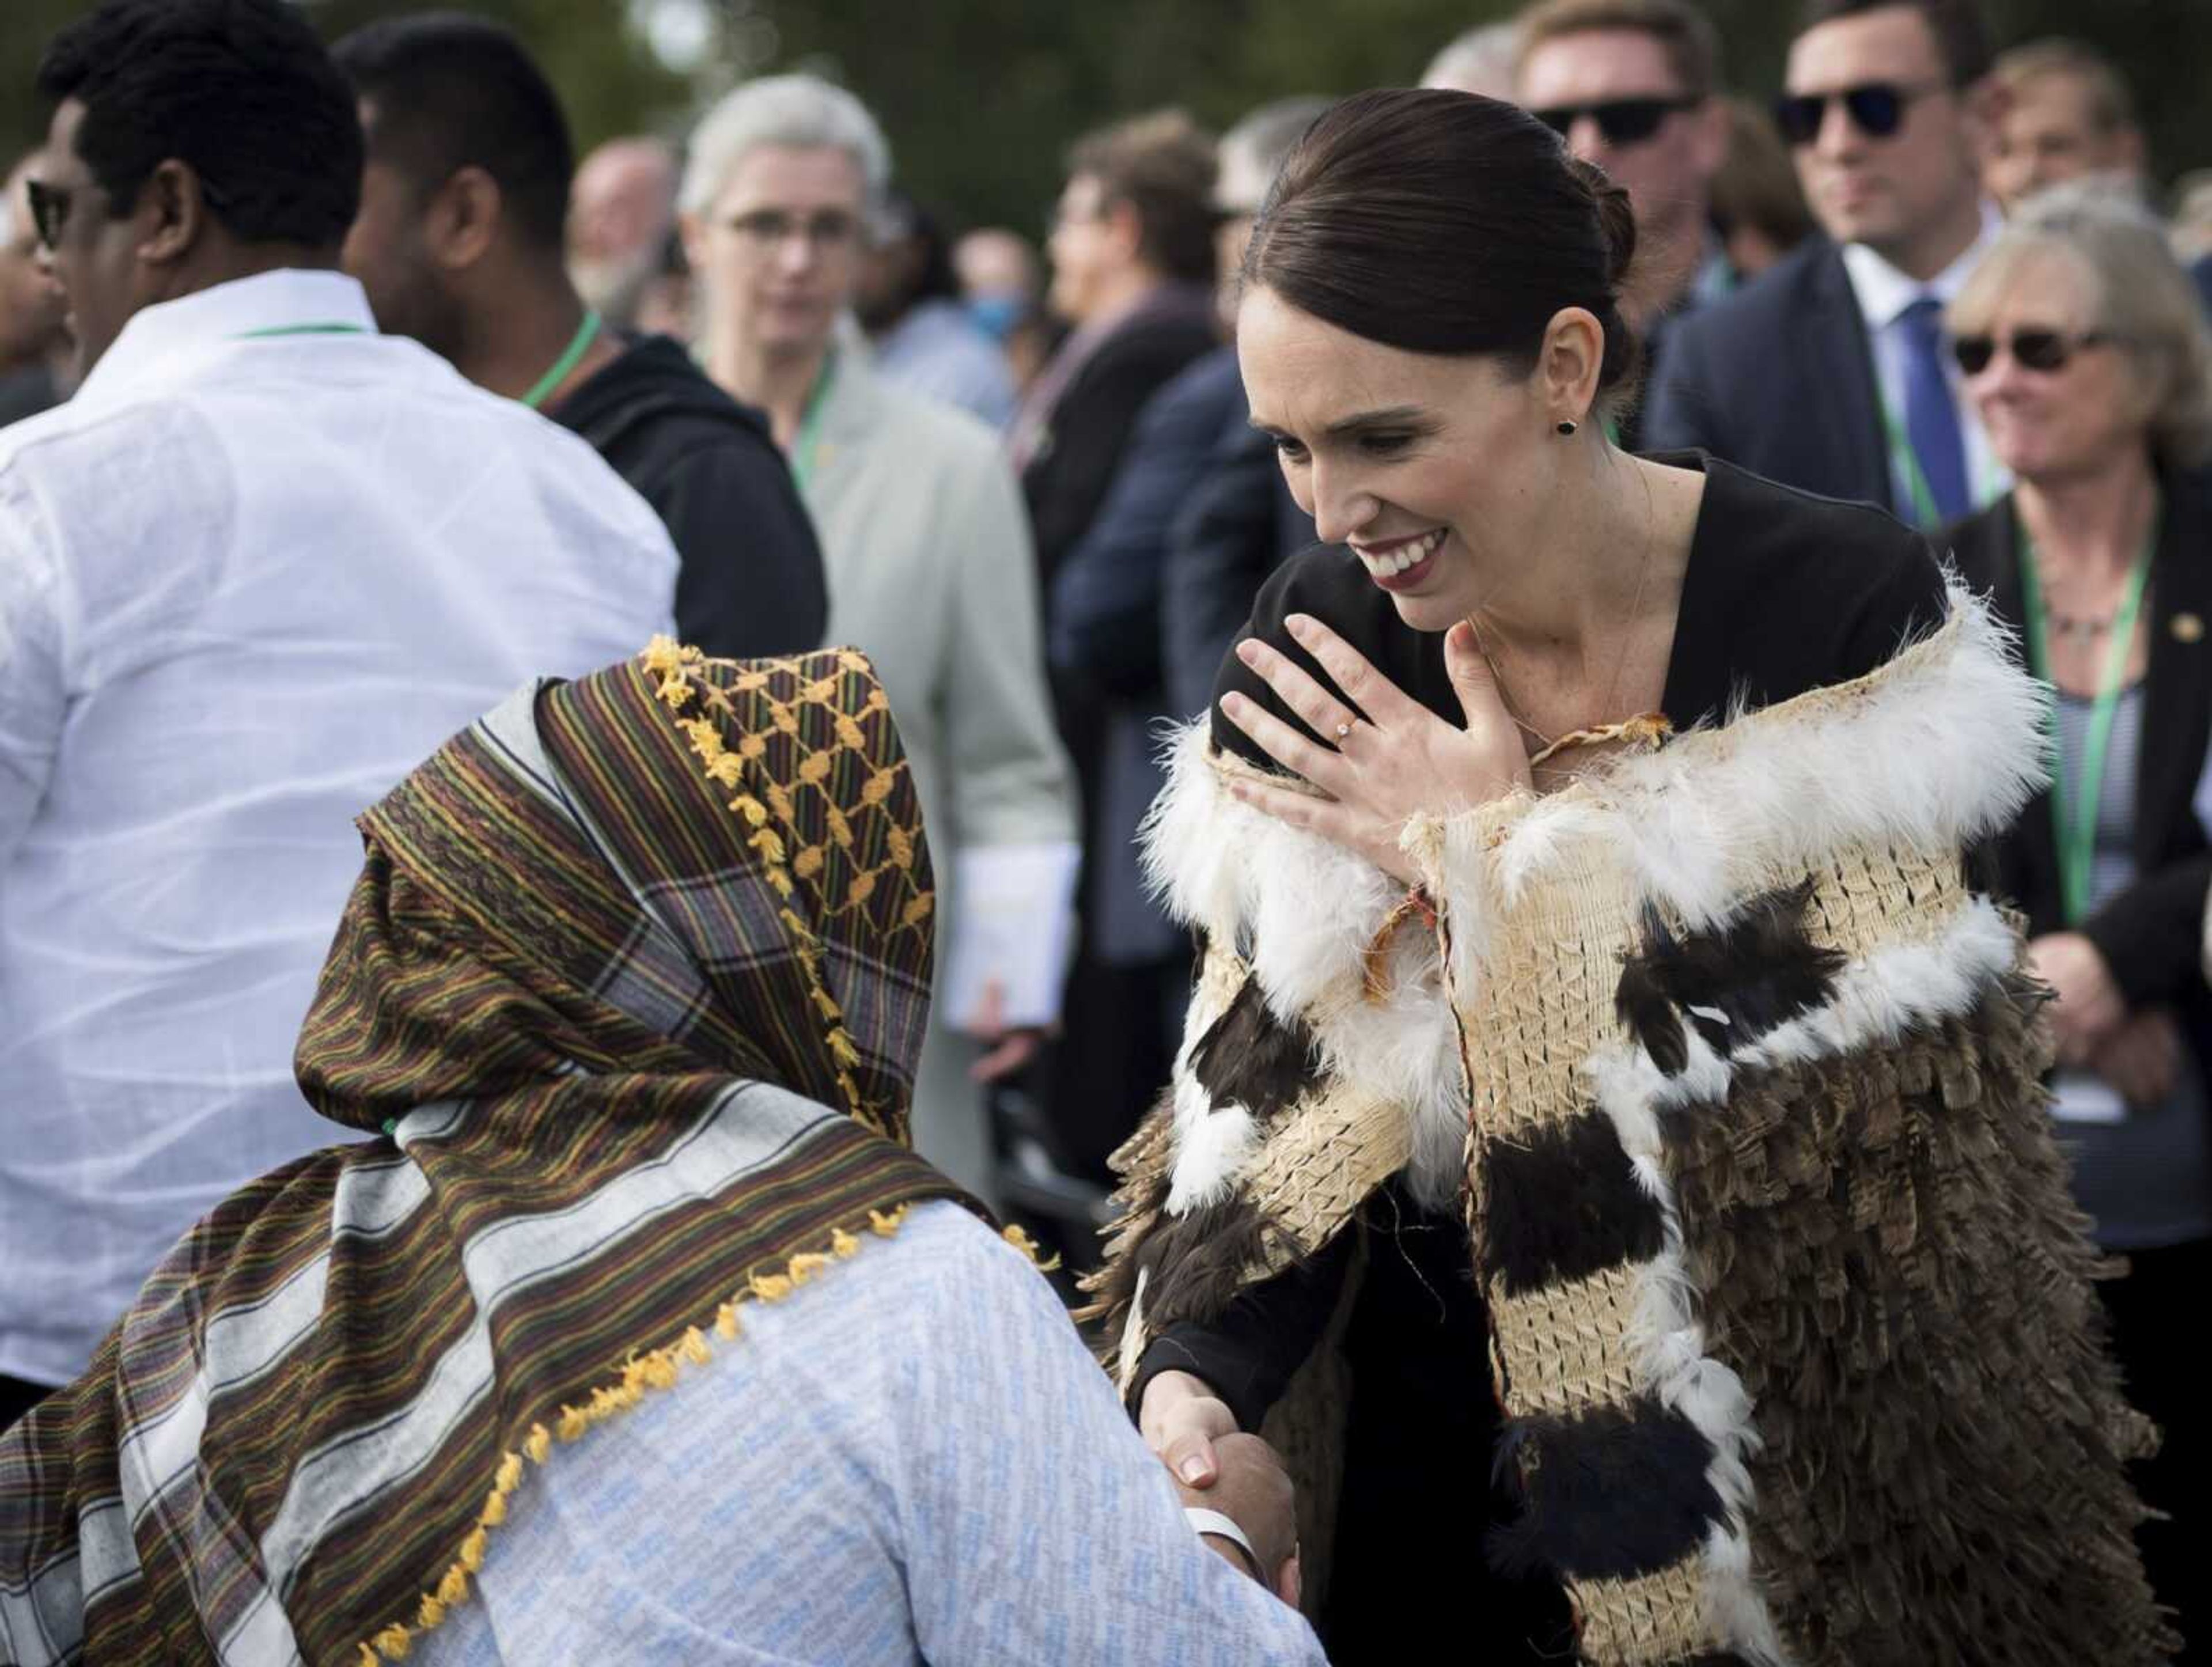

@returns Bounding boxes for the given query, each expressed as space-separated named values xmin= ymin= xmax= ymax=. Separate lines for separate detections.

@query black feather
xmin=1190 ymin=975 xmax=1322 ymax=1124
xmin=1134 ymin=1190 xmax=1298 ymax=1331
xmin=1488 ymin=1396 xmax=1726 ymax=1582
xmin=1616 ymin=878 xmax=1846 ymax=1070
xmin=1478 ymin=1111 xmax=1668 ymax=1296
xmin=1615 ymin=933 xmax=1690 ymax=1075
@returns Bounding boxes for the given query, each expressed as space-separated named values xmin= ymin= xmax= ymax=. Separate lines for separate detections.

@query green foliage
xmin=5 ymin=0 xmax=2211 ymax=238
xmin=0 ymin=0 xmax=687 ymax=164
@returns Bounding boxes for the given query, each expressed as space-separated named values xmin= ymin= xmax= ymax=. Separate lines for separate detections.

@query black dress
xmin=1135 ymin=454 xmax=1950 ymax=1662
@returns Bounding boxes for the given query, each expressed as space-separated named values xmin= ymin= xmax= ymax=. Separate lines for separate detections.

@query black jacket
xmin=1643 ymin=238 xmax=1897 ymax=514
xmin=554 ymin=335 xmax=827 ymax=659
xmin=0 ymin=364 xmax=60 ymax=430
xmin=1948 ymin=477 xmax=2212 ymax=1033
xmin=1161 ymin=388 xmax=1316 ymax=722
xmin=1021 ymin=290 xmax=1218 ymax=587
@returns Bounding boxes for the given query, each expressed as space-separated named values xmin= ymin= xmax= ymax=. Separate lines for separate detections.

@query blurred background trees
xmin=6 ymin=0 xmax=2210 ymax=237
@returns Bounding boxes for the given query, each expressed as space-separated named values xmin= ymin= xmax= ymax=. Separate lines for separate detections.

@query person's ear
xmin=1104 ymin=195 xmax=1144 ymax=265
xmin=1956 ymin=75 xmax=2002 ymax=166
xmin=423 ymin=165 xmax=502 ymax=274
xmin=135 ymin=158 xmax=205 ymax=269
xmin=677 ymin=207 xmax=709 ymax=276
xmin=1539 ymin=305 xmax=1605 ymax=427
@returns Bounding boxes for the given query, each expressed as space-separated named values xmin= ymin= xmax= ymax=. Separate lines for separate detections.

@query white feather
xmin=1646 ymin=895 xmax=2018 ymax=1113
xmin=1165 ymin=1098 xmax=1260 ymax=1215
xmin=1590 ymin=1010 xmax=1783 ymax=1660
xmin=1116 ymin=1265 xmax=1150 ymax=1391
xmin=1482 ymin=586 xmax=2046 ymax=929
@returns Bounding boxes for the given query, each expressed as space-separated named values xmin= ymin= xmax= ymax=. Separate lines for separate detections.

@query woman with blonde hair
xmin=1945 ymin=182 xmax=2212 ymax=1649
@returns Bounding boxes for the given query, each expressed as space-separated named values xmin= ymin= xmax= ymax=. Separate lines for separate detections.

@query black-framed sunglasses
xmin=24 ymin=179 xmax=70 ymax=251
xmin=1773 ymin=81 xmax=1945 ymax=146
xmin=1951 ymin=328 xmax=2116 ymax=377
xmin=1529 ymin=96 xmax=1702 ymax=147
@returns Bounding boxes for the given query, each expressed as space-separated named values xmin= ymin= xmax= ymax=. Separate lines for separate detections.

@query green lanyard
xmin=1876 ymin=393 xmax=1948 ymax=531
xmin=2017 ymin=513 xmax=2157 ymax=925
xmin=236 ymin=323 xmax=368 ymax=339
xmin=519 ymin=309 xmax=603 ymax=411
xmin=790 ymin=351 xmax=838 ymax=489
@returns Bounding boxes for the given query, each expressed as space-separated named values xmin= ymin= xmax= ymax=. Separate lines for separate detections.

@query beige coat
xmin=801 ymin=348 xmax=1078 ymax=1197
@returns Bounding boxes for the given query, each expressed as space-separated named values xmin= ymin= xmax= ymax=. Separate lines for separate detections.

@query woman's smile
xmin=1351 ymin=526 xmax=1448 ymax=588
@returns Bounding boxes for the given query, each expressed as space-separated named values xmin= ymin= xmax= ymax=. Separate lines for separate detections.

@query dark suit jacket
xmin=1021 ymin=290 xmax=1218 ymax=586
xmin=1049 ymin=347 xmax=1246 ymax=965
xmin=1948 ymin=476 xmax=2212 ymax=1052
xmin=1643 ymin=237 xmax=1896 ymax=514
xmin=1161 ymin=395 xmax=1317 ymax=722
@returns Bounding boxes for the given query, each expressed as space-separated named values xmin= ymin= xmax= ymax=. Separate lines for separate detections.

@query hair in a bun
xmin=1245 ymin=89 xmax=1645 ymax=415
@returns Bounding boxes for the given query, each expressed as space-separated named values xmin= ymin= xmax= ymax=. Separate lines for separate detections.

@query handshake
xmin=1142 ymin=1369 xmax=1302 ymax=1607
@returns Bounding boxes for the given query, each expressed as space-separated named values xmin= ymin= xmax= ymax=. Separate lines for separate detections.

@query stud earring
xmin=1555 ymin=419 xmax=1579 ymax=437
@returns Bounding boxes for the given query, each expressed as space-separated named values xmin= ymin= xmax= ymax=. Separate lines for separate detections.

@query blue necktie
xmin=1897 ymin=295 xmax=1969 ymax=523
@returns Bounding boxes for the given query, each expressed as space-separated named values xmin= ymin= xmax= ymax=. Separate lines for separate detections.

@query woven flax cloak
xmin=1086 ymin=590 xmax=2171 ymax=1665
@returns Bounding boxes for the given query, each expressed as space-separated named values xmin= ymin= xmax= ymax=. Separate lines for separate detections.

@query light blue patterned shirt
xmin=427 ymin=1200 xmax=1327 ymax=1664
xmin=870 ymin=300 xmax=1019 ymax=431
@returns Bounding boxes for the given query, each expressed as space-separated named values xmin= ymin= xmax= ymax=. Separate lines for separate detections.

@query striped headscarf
xmin=0 ymin=644 xmax=990 ymax=1666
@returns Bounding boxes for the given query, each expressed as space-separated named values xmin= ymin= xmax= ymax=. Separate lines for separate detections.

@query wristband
xmin=1183 ymin=1506 xmax=1262 ymax=1578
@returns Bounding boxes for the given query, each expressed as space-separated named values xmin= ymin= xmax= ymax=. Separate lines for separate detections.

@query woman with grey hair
xmin=679 ymin=74 xmax=1080 ymax=1209
xmin=1945 ymin=183 xmax=2212 ymax=1644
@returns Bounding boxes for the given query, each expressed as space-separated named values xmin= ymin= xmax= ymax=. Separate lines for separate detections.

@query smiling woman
xmin=1943 ymin=185 xmax=2212 ymax=1654
xmin=1084 ymin=86 xmax=2170 ymax=1666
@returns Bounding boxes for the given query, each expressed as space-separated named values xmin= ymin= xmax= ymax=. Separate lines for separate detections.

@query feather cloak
xmin=1085 ymin=589 xmax=2171 ymax=1666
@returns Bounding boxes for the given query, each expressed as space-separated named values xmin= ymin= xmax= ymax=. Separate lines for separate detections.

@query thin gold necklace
xmin=1465 ymin=474 xmax=1661 ymax=767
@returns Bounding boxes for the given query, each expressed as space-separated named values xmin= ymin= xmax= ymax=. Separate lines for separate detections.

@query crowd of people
xmin=1 ymin=0 xmax=2207 ymax=1661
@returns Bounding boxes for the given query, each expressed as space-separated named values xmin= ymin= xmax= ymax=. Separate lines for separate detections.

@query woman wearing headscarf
xmin=1088 ymin=90 xmax=2165 ymax=1665
xmin=0 ymin=645 xmax=1322 ymax=1665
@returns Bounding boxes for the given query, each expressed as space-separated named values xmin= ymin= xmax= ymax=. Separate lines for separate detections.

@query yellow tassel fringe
xmin=646 ymin=641 xmax=897 ymax=1134
xmin=353 ymin=1208 xmax=922 ymax=1664
xmin=999 ymin=1222 xmax=1063 ymax=1272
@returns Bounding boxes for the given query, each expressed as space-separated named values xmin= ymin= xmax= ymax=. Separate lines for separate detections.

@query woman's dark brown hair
xmin=1241 ymin=88 xmax=1641 ymax=405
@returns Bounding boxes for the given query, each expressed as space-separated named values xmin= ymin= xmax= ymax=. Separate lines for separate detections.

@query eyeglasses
xmin=25 ymin=179 xmax=70 ymax=251
xmin=721 ymin=208 xmax=861 ymax=254
xmin=1773 ymin=81 xmax=1947 ymax=146
xmin=1529 ymin=96 xmax=1701 ymax=147
xmin=1951 ymin=328 xmax=2116 ymax=377
xmin=1047 ymin=199 xmax=1111 ymax=237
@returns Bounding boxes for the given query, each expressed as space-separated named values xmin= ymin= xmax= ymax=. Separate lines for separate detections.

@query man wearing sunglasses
xmin=0 ymin=0 xmax=681 ymax=1429
xmin=1514 ymin=0 xmax=1733 ymax=448
xmin=0 ymin=153 xmax=69 ymax=429
xmin=1645 ymin=0 xmax=2004 ymax=529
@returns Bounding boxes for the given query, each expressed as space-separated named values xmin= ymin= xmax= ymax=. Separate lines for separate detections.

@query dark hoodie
xmin=552 ymin=334 xmax=827 ymax=658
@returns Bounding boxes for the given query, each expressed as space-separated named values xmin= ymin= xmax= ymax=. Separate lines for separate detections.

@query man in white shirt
xmin=1645 ymin=0 xmax=2008 ymax=528
xmin=0 ymin=0 xmax=678 ymax=1421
